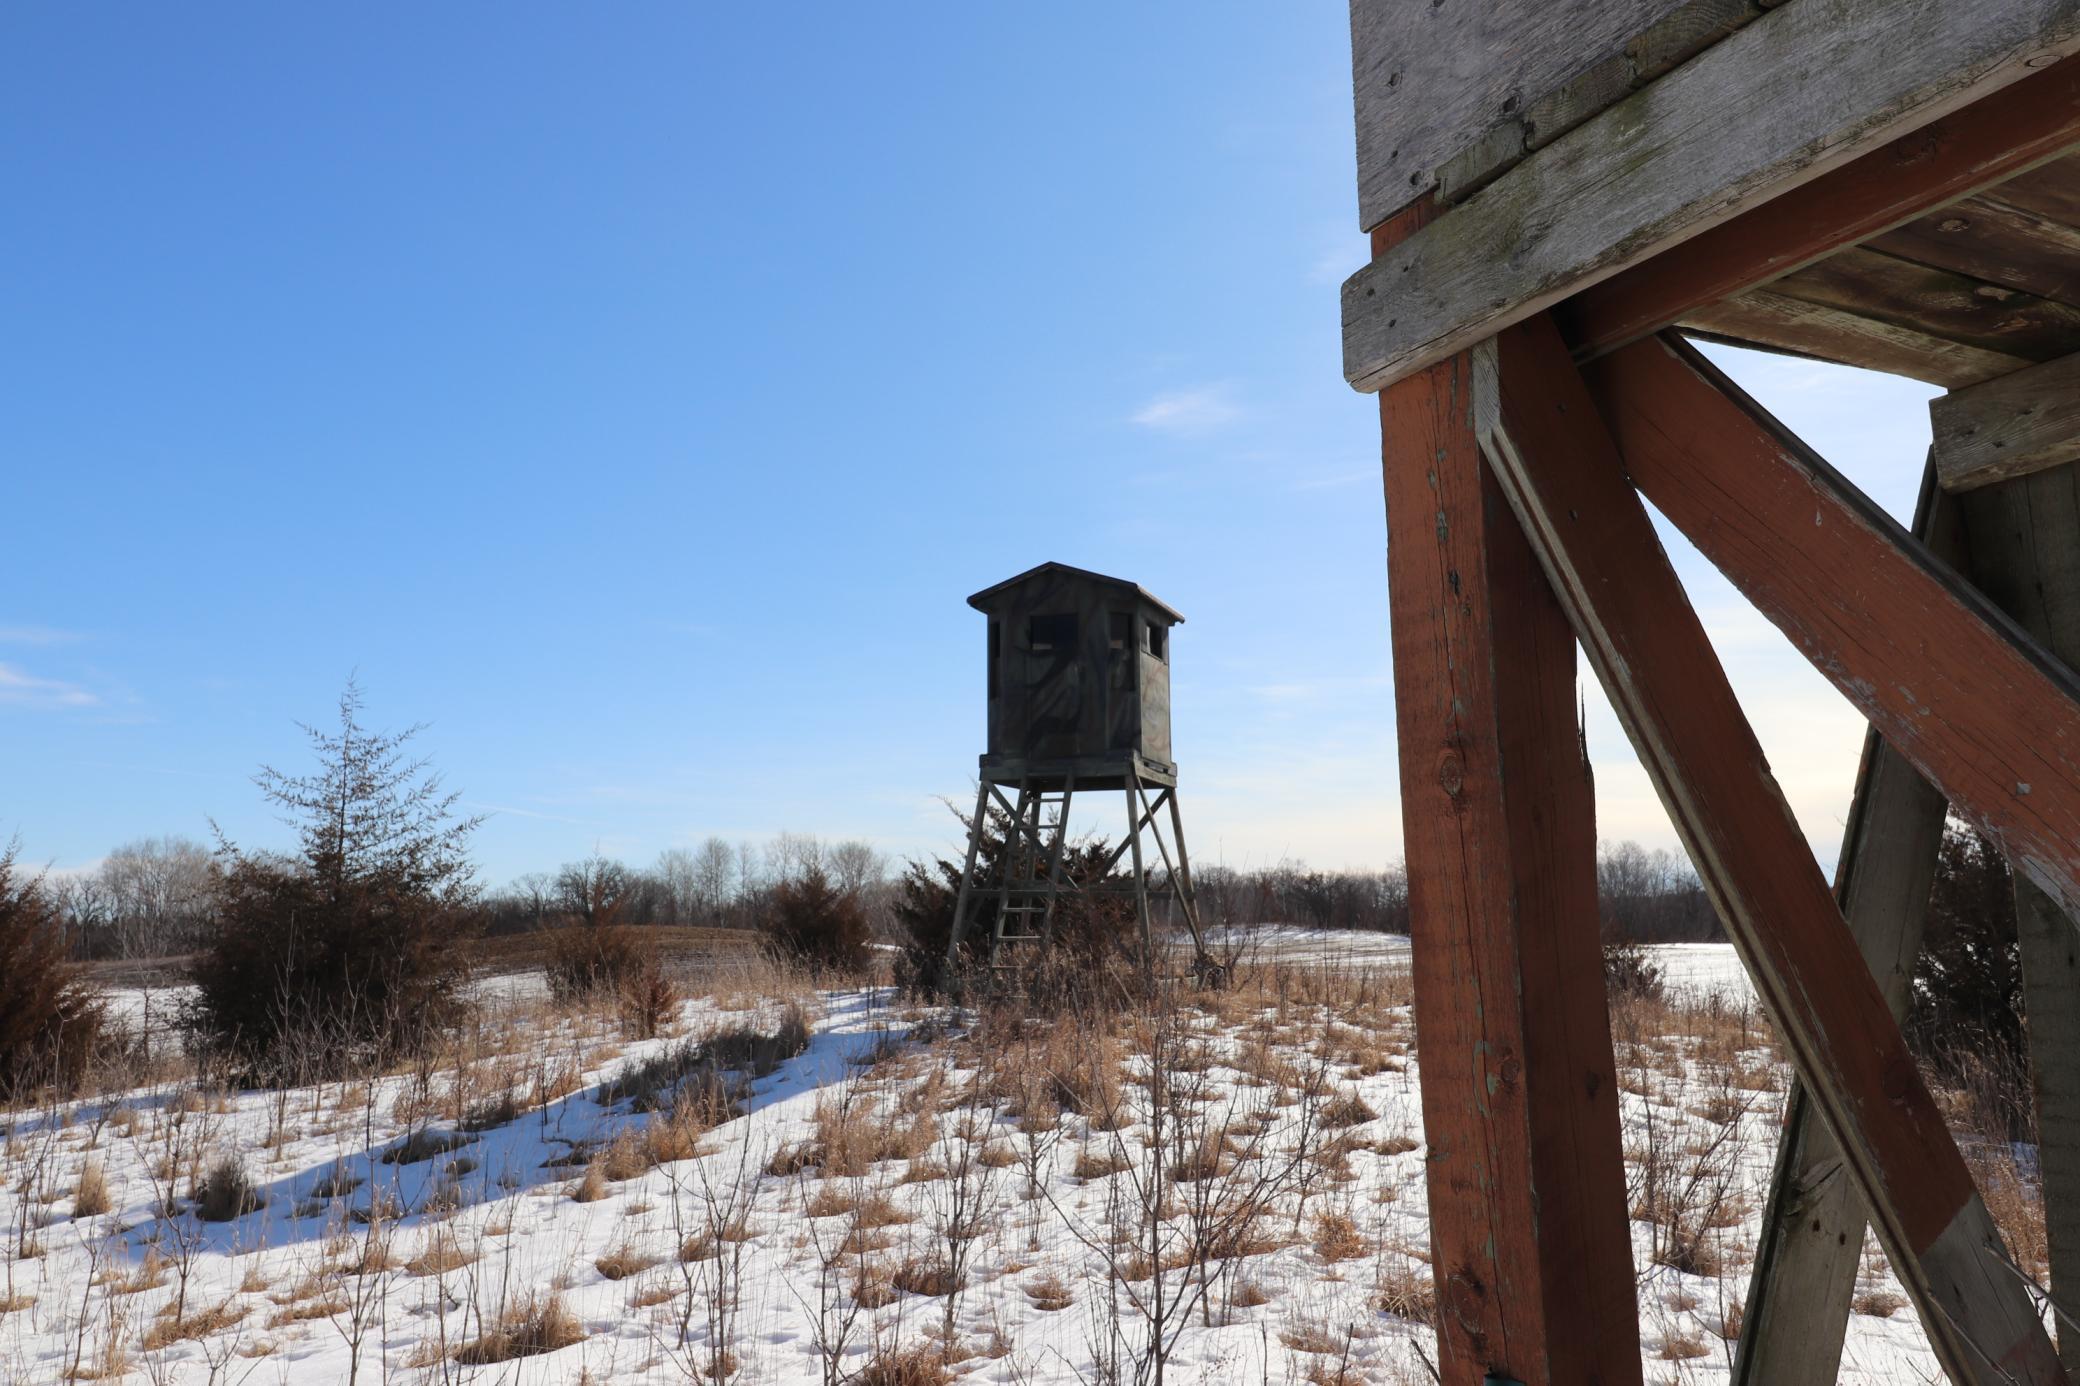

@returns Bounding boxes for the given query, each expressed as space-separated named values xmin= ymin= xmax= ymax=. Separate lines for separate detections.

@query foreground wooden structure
xmin=1345 ymin=2 xmax=2080 ymax=1381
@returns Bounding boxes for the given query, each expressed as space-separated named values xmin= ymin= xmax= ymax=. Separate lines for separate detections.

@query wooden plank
xmin=1477 ymin=312 xmax=2064 ymax=1385
xmin=1348 ymin=0 xmax=1703 ymax=230
xmin=1958 ymin=462 xmax=2080 ymax=1373
xmin=1681 ymin=288 xmax=2036 ymax=387
xmin=1734 ymin=467 xmax=1959 ymax=1386
xmin=1375 ymin=205 xmax=1640 ymax=1386
xmin=1342 ymin=0 xmax=2080 ymax=393
xmin=1560 ymin=61 xmax=2080 ymax=361
xmin=1869 ymin=192 xmax=2080 ymax=308
xmin=1763 ymin=246 xmax=2080 ymax=361
xmin=1585 ymin=333 xmax=2080 ymax=923
xmin=2000 ymin=150 xmax=2080 ymax=225
xmin=1934 ymin=351 xmax=2080 ymax=490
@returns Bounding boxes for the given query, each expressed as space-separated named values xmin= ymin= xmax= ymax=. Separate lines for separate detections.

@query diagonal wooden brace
xmin=1476 ymin=313 xmax=2065 ymax=1386
xmin=1734 ymin=466 xmax=1959 ymax=1386
xmin=1584 ymin=333 xmax=2080 ymax=924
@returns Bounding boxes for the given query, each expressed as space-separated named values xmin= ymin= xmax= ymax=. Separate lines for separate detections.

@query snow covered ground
xmin=1 ymin=950 xmax=1952 ymax=1383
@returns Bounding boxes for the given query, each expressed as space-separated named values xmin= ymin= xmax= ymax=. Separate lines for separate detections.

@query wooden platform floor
xmin=1680 ymin=151 xmax=2080 ymax=386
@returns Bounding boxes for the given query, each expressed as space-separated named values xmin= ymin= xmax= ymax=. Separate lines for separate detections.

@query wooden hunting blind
xmin=968 ymin=561 xmax=1182 ymax=787
xmin=1340 ymin=2 xmax=2080 ymax=1384
xmin=945 ymin=563 xmax=1208 ymax=973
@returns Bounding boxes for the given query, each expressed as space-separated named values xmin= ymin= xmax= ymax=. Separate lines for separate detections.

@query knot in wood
xmin=1437 ymin=751 xmax=1465 ymax=798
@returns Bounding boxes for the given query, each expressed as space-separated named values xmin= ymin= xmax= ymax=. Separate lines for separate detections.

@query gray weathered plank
xmin=1682 ymin=289 xmax=2036 ymax=387
xmin=1348 ymin=0 xmax=1700 ymax=229
xmin=1342 ymin=0 xmax=2080 ymax=393
xmin=1959 ymin=461 xmax=2080 ymax=1373
xmin=1934 ymin=351 xmax=2080 ymax=490
xmin=1733 ymin=467 xmax=1958 ymax=1386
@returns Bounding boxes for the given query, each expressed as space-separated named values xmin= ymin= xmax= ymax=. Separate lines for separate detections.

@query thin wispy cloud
xmin=0 ymin=625 xmax=84 ymax=646
xmin=1131 ymin=385 xmax=1241 ymax=435
xmin=0 ymin=662 xmax=99 ymax=709
xmin=467 ymin=801 xmax=592 ymax=826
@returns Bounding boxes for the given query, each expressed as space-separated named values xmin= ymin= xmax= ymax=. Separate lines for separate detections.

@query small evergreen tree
xmin=890 ymin=799 xmax=1141 ymax=1001
xmin=0 ymin=841 xmax=103 ymax=1094
xmin=762 ymin=865 xmax=872 ymax=974
xmin=188 ymin=680 xmax=481 ymax=1078
xmin=1908 ymin=820 xmax=2028 ymax=1135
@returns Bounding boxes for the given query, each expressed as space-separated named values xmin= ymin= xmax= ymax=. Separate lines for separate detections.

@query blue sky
xmin=3 ymin=4 xmax=1938 ymax=886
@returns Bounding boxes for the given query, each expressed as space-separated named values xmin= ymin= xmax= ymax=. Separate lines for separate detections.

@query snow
xmin=0 ymin=949 xmax=1949 ymax=1383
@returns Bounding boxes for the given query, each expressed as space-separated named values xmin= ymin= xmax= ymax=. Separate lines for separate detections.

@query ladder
xmin=985 ymin=775 xmax=1074 ymax=966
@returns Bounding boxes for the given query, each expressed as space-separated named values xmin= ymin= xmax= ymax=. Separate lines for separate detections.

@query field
xmin=0 ymin=934 xmax=2022 ymax=1384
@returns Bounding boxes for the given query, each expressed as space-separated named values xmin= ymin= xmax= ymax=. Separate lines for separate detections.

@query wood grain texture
xmin=1733 ymin=468 xmax=1958 ymax=1386
xmin=1342 ymin=0 xmax=2080 ymax=392
xmin=1480 ymin=313 xmax=2063 ymax=1384
xmin=1681 ymin=289 xmax=2036 ymax=386
xmin=1869 ymin=191 xmax=2080 ymax=307
xmin=1348 ymin=0 xmax=1697 ymax=229
xmin=1957 ymin=463 xmax=2080 ymax=1374
xmin=1589 ymin=334 xmax=2080 ymax=922
xmin=1376 ymin=207 xmax=1640 ymax=1386
xmin=1561 ymin=61 xmax=2080 ymax=360
xmin=1934 ymin=351 xmax=2080 ymax=489
xmin=1764 ymin=246 xmax=2080 ymax=360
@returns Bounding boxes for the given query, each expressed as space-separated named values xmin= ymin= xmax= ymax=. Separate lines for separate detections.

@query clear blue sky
xmin=3 ymin=4 xmax=1936 ymax=886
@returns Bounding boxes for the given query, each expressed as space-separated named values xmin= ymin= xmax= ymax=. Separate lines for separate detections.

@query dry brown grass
xmin=454 ymin=1292 xmax=584 ymax=1364
xmin=1658 ymin=1331 xmax=1712 ymax=1361
xmin=1374 ymin=1256 xmax=1436 ymax=1325
xmin=1072 ymin=1147 xmax=1130 ymax=1181
xmin=1319 ymin=1091 xmax=1379 ymax=1129
xmin=853 ymin=1343 xmax=954 ymax=1386
xmin=1966 ymin=1141 xmax=2049 ymax=1279
xmin=852 ymin=1262 xmax=899 ymax=1308
xmin=195 ymin=1155 xmax=261 ymax=1222
xmin=1311 ymin=1210 xmax=1368 ymax=1263
xmin=404 ymin=1232 xmax=476 ymax=1276
xmin=1853 ymin=1288 xmax=1906 ymax=1318
xmin=72 ymin=1160 xmax=111 ymax=1218
xmin=568 ymin=1161 xmax=610 ymax=1204
xmin=140 ymin=1299 xmax=246 ymax=1351
xmin=1279 ymin=1317 xmax=1350 ymax=1355
xmin=891 ymin=1255 xmax=962 ymax=1297
xmin=594 ymin=1242 xmax=658 ymax=1281
xmin=1026 ymin=1269 xmax=1074 ymax=1311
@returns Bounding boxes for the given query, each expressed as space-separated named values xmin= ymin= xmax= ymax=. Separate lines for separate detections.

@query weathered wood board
xmin=1934 ymin=351 xmax=2080 ymax=489
xmin=1563 ymin=63 xmax=2080 ymax=362
xmin=1681 ymin=289 xmax=2036 ymax=386
xmin=1478 ymin=312 xmax=2064 ymax=1385
xmin=1733 ymin=468 xmax=1959 ymax=1386
xmin=1342 ymin=0 xmax=2080 ymax=392
xmin=1348 ymin=0 xmax=1711 ymax=230
xmin=1374 ymin=203 xmax=1640 ymax=1386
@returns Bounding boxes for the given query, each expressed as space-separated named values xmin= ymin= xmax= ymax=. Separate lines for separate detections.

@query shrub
xmin=544 ymin=855 xmax=657 ymax=1004
xmin=890 ymin=801 xmax=1142 ymax=1002
xmin=188 ymin=683 xmax=477 ymax=1079
xmin=196 ymin=1156 xmax=261 ymax=1222
xmin=0 ymin=842 xmax=104 ymax=1095
xmin=1909 ymin=820 xmax=2030 ymax=1136
xmin=761 ymin=865 xmax=871 ymax=974
xmin=1602 ymin=937 xmax=1665 ymax=1001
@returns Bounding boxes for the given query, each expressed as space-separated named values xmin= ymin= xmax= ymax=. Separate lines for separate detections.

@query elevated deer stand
xmin=943 ymin=563 xmax=1212 ymax=979
xmin=1342 ymin=3 xmax=2080 ymax=1382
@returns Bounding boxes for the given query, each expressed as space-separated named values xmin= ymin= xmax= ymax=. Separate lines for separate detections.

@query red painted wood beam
xmin=1586 ymin=334 xmax=2080 ymax=922
xmin=1558 ymin=59 xmax=2080 ymax=360
xmin=1374 ymin=208 xmax=1640 ymax=1386
xmin=1480 ymin=314 xmax=2064 ymax=1385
